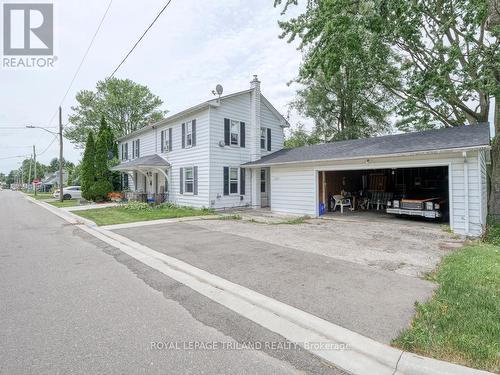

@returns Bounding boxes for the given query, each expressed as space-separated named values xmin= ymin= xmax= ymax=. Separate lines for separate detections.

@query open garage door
xmin=318 ymin=166 xmax=449 ymax=223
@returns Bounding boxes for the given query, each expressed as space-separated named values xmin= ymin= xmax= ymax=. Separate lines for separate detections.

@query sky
xmin=0 ymin=0 xmax=304 ymax=174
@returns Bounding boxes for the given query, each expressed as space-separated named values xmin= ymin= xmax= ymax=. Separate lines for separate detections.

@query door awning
xmin=111 ymin=155 xmax=170 ymax=171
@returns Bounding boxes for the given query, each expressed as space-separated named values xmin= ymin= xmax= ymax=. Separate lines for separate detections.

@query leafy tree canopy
xmin=275 ymin=0 xmax=499 ymax=132
xmin=65 ymin=77 xmax=166 ymax=147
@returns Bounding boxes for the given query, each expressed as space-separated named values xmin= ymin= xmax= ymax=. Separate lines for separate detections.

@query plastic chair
xmin=333 ymin=195 xmax=352 ymax=213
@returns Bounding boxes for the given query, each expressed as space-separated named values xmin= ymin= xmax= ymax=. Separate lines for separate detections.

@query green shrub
xmin=90 ymin=180 xmax=113 ymax=202
xmin=123 ymin=201 xmax=151 ymax=210
xmin=484 ymin=217 xmax=500 ymax=246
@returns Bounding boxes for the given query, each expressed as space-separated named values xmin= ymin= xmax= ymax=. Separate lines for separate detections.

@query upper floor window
xmin=230 ymin=120 xmax=239 ymax=146
xmin=261 ymin=127 xmax=271 ymax=151
xmin=182 ymin=120 xmax=196 ymax=149
xmin=224 ymin=118 xmax=245 ymax=147
xmin=161 ymin=128 xmax=172 ymax=153
xmin=121 ymin=143 xmax=129 ymax=160
xmin=132 ymin=139 xmax=140 ymax=159
xmin=260 ymin=128 xmax=267 ymax=150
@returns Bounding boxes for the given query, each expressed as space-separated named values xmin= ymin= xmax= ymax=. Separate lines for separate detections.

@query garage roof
xmin=245 ymin=123 xmax=491 ymax=167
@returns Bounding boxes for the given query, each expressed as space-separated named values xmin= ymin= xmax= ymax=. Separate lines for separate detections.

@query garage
xmin=245 ymin=124 xmax=491 ymax=237
xmin=318 ymin=166 xmax=449 ymax=222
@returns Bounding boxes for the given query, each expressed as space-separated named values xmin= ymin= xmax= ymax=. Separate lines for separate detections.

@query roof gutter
xmin=243 ymin=144 xmax=491 ymax=168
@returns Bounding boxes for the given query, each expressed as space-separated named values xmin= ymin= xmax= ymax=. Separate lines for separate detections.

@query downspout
xmin=463 ymin=151 xmax=470 ymax=235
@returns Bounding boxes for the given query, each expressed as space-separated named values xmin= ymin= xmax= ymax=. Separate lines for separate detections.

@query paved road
xmin=0 ymin=190 xmax=345 ymax=375
xmin=114 ymin=221 xmax=434 ymax=344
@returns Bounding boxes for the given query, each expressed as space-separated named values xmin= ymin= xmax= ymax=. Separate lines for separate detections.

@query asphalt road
xmin=0 ymin=190 xmax=345 ymax=375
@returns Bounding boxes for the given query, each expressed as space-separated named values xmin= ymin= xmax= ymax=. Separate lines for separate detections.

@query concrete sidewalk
xmin=113 ymin=221 xmax=435 ymax=344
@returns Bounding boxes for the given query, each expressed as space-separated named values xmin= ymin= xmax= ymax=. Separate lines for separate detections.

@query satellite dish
xmin=215 ymin=84 xmax=223 ymax=96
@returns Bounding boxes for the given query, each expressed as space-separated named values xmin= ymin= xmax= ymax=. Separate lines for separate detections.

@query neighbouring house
xmin=113 ymin=76 xmax=491 ymax=237
xmin=40 ymin=170 xmax=68 ymax=192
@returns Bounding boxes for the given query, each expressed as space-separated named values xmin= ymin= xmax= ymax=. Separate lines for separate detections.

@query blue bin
xmin=319 ymin=202 xmax=325 ymax=216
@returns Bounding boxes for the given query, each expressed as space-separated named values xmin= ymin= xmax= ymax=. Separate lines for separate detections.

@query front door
xmin=260 ymin=168 xmax=269 ymax=208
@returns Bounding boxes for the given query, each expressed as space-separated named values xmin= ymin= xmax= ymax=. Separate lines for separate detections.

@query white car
xmin=53 ymin=186 xmax=82 ymax=200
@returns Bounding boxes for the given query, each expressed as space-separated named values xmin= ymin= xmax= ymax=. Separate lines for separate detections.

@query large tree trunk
xmin=489 ymin=97 xmax=500 ymax=219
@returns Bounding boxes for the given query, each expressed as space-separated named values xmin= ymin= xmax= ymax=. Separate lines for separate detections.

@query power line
xmin=109 ymin=0 xmax=173 ymax=78
xmin=47 ymin=0 xmax=114 ymax=127
xmin=37 ymin=135 xmax=59 ymax=156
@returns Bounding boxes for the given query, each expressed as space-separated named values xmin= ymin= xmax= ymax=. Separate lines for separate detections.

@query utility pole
xmin=28 ymin=155 xmax=32 ymax=191
xmin=59 ymin=106 xmax=64 ymax=202
xmin=33 ymin=145 xmax=37 ymax=196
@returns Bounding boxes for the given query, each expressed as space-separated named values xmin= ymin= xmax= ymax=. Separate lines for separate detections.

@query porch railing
xmin=125 ymin=192 xmax=169 ymax=204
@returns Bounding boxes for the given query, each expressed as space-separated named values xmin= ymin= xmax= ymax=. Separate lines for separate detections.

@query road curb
xmin=26 ymin=195 xmax=494 ymax=375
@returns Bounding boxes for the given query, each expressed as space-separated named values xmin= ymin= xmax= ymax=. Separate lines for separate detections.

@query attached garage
xmin=245 ymin=124 xmax=491 ymax=237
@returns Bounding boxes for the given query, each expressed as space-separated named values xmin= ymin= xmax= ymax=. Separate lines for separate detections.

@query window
xmin=161 ymin=129 xmax=170 ymax=152
xmin=184 ymin=167 xmax=194 ymax=193
xmin=230 ymin=120 xmax=239 ymax=146
xmin=230 ymin=167 xmax=238 ymax=194
xmin=260 ymin=128 xmax=267 ymax=149
xmin=186 ymin=121 xmax=193 ymax=147
xmin=132 ymin=139 xmax=140 ymax=159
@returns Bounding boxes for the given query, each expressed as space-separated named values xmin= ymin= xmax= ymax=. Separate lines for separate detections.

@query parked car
xmin=53 ymin=186 xmax=82 ymax=200
xmin=386 ymin=196 xmax=446 ymax=220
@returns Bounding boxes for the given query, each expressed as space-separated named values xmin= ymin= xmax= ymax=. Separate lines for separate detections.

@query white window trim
xmin=260 ymin=127 xmax=267 ymax=150
xmin=185 ymin=121 xmax=193 ymax=148
xmin=229 ymin=167 xmax=239 ymax=195
xmin=162 ymin=129 xmax=170 ymax=153
xmin=230 ymin=119 xmax=240 ymax=147
xmin=184 ymin=166 xmax=194 ymax=195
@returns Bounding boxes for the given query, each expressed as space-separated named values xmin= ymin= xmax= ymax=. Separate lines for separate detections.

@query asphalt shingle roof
xmin=246 ymin=123 xmax=491 ymax=166
xmin=111 ymin=154 xmax=170 ymax=170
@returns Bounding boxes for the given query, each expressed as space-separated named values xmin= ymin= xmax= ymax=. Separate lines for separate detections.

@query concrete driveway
xmin=112 ymin=214 xmax=459 ymax=344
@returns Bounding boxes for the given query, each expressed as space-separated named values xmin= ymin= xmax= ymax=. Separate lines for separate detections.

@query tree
xmin=81 ymin=132 xmax=96 ymax=200
xmin=292 ymin=73 xmax=392 ymax=141
xmin=65 ymin=77 xmax=166 ymax=147
xmin=275 ymin=0 xmax=395 ymax=140
xmin=92 ymin=118 xmax=114 ymax=201
xmin=284 ymin=124 xmax=321 ymax=148
xmin=47 ymin=157 xmax=74 ymax=174
xmin=275 ymin=0 xmax=498 ymax=130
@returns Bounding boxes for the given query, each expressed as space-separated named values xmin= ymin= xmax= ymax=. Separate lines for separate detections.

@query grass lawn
xmin=24 ymin=192 xmax=53 ymax=200
xmin=74 ymin=205 xmax=213 ymax=226
xmin=393 ymin=242 xmax=500 ymax=372
xmin=48 ymin=199 xmax=80 ymax=208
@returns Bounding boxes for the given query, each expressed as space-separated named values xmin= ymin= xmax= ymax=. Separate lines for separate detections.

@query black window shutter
xmin=182 ymin=123 xmax=186 ymax=148
xmin=169 ymin=128 xmax=172 ymax=151
xmin=193 ymin=166 xmax=198 ymax=195
xmin=161 ymin=130 xmax=164 ymax=153
xmin=223 ymin=167 xmax=229 ymax=196
xmin=240 ymin=168 xmax=245 ymax=195
xmin=224 ymin=118 xmax=230 ymax=146
xmin=192 ymin=119 xmax=196 ymax=146
xmin=179 ymin=168 xmax=184 ymax=194
xmin=267 ymin=128 xmax=271 ymax=151
xmin=137 ymin=139 xmax=140 ymax=157
xmin=240 ymin=122 xmax=245 ymax=148
xmin=125 ymin=143 xmax=128 ymax=160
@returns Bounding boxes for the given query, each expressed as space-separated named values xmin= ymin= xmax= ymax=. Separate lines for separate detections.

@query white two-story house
xmin=112 ymin=76 xmax=289 ymax=210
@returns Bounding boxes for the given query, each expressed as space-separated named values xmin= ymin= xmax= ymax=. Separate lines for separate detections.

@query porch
xmin=111 ymin=155 xmax=171 ymax=203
